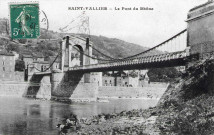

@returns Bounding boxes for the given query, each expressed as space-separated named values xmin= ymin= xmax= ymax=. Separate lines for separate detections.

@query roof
xmin=33 ymin=61 xmax=49 ymax=64
xmin=22 ymin=54 xmax=33 ymax=58
xmin=35 ymin=55 xmax=45 ymax=58
xmin=33 ymin=52 xmax=45 ymax=58
xmin=0 ymin=51 xmax=14 ymax=56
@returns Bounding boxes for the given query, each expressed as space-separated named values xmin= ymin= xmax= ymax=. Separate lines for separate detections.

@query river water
xmin=0 ymin=97 xmax=158 ymax=135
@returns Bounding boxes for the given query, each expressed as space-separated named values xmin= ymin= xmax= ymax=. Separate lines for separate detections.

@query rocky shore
xmin=58 ymin=59 xmax=214 ymax=135
xmin=61 ymin=107 xmax=159 ymax=135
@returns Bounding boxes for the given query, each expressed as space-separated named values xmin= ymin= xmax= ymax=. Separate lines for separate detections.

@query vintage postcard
xmin=0 ymin=0 xmax=213 ymax=135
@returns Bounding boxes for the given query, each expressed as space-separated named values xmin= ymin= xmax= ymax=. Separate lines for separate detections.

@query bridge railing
xmin=69 ymin=51 xmax=187 ymax=71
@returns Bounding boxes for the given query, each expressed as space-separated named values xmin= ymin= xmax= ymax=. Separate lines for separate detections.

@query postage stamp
xmin=9 ymin=2 xmax=40 ymax=39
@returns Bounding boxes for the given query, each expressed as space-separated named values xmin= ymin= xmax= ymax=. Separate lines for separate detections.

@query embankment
xmin=0 ymin=82 xmax=28 ymax=97
xmin=0 ymin=80 xmax=168 ymax=101
xmin=0 ymin=81 xmax=51 ymax=99
xmin=98 ymin=83 xmax=168 ymax=99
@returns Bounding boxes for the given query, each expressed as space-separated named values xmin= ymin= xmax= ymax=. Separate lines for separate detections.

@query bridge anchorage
xmin=28 ymin=1 xmax=214 ymax=101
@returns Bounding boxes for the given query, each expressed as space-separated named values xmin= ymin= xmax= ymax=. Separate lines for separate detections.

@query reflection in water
xmin=0 ymin=97 xmax=158 ymax=135
xmin=29 ymin=104 xmax=41 ymax=116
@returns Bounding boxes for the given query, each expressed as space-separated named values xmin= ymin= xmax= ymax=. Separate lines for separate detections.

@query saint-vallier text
xmin=68 ymin=7 xmax=107 ymax=10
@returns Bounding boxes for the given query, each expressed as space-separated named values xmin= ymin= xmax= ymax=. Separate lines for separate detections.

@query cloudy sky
xmin=0 ymin=0 xmax=207 ymax=48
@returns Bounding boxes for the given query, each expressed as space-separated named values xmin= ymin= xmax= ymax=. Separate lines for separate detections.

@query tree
xmin=18 ymin=39 xmax=27 ymax=44
xmin=15 ymin=60 xmax=25 ymax=71
xmin=148 ymin=67 xmax=181 ymax=82
xmin=6 ymin=43 xmax=20 ymax=52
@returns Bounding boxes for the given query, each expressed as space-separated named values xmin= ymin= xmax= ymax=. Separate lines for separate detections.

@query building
xmin=176 ymin=66 xmax=186 ymax=73
xmin=117 ymin=76 xmax=139 ymax=87
xmin=90 ymin=72 xmax=102 ymax=86
xmin=139 ymin=71 xmax=150 ymax=87
xmin=48 ymin=56 xmax=60 ymax=71
xmin=102 ymin=75 xmax=115 ymax=86
xmin=33 ymin=52 xmax=45 ymax=62
xmin=0 ymin=18 xmax=8 ymax=36
xmin=116 ymin=71 xmax=140 ymax=87
xmin=20 ymin=54 xmax=34 ymax=68
xmin=102 ymin=71 xmax=139 ymax=87
xmin=0 ymin=51 xmax=15 ymax=81
xmin=88 ymin=56 xmax=102 ymax=86
xmin=19 ymin=52 xmax=52 ymax=81
xmin=11 ymin=51 xmax=19 ymax=60
xmin=102 ymin=70 xmax=149 ymax=87
xmin=33 ymin=61 xmax=50 ymax=73
xmin=20 ymin=52 xmax=46 ymax=68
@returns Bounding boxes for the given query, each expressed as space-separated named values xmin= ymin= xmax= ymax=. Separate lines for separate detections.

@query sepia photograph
xmin=0 ymin=0 xmax=213 ymax=134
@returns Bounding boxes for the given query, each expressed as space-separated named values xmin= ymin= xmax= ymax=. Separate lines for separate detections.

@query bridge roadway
xmin=33 ymin=71 xmax=52 ymax=75
xmin=68 ymin=51 xmax=189 ymax=73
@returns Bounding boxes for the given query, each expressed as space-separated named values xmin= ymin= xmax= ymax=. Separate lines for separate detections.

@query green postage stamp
xmin=9 ymin=2 xmax=40 ymax=39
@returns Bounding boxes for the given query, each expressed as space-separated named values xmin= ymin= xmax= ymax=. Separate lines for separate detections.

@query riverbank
xmin=0 ymin=97 xmax=160 ymax=135
xmin=67 ymin=59 xmax=214 ymax=134
xmin=0 ymin=80 xmax=168 ymax=103
xmin=0 ymin=81 xmax=51 ymax=99
xmin=74 ymin=107 xmax=160 ymax=135
xmin=98 ymin=83 xmax=168 ymax=99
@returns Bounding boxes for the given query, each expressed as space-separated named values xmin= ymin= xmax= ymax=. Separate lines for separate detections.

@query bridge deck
xmin=33 ymin=71 xmax=52 ymax=75
xmin=68 ymin=51 xmax=188 ymax=72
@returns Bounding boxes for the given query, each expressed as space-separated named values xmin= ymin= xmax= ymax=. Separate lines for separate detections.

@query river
xmin=0 ymin=97 xmax=158 ymax=135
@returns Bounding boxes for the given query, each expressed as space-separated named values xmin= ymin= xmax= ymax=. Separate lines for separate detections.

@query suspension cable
xmin=72 ymin=46 xmax=115 ymax=61
xmin=114 ymin=29 xmax=187 ymax=60
xmin=75 ymin=28 xmax=187 ymax=63
xmin=33 ymin=51 xmax=60 ymax=72
xmin=89 ymin=45 xmax=117 ymax=60
xmin=86 ymin=29 xmax=187 ymax=61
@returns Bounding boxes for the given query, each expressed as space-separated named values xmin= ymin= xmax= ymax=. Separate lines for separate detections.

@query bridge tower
xmin=60 ymin=35 xmax=93 ymax=82
xmin=51 ymin=35 xmax=98 ymax=101
xmin=187 ymin=1 xmax=214 ymax=59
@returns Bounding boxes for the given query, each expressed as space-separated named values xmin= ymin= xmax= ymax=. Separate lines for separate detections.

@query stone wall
xmin=69 ymin=82 xmax=98 ymax=101
xmin=0 ymin=75 xmax=51 ymax=99
xmin=0 ymin=82 xmax=28 ymax=97
xmin=26 ymin=75 xmax=51 ymax=99
xmin=98 ymin=83 xmax=168 ymax=99
xmin=0 ymin=79 xmax=166 ymax=101
xmin=51 ymin=71 xmax=98 ymax=101
xmin=14 ymin=71 xmax=25 ymax=82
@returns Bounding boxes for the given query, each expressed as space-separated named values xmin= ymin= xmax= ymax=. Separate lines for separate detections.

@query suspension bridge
xmin=12 ymin=26 xmax=191 ymax=75
xmin=1 ymin=1 xmax=214 ymax=101
xmin=67 ymin=29 xmax=189 ymax=72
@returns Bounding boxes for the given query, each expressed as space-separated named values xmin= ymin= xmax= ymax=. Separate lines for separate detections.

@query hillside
xmin=85 ymin=35 xmax=157 ymax=59
xmin=38 ymin=30 xmax=158 ymax=59
xmin=0 ymin=18 xmax=159 ymax=60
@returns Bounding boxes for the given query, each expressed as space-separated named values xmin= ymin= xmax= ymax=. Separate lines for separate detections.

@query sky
xmin=0 ymin=0 xmax=207 ymax=48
